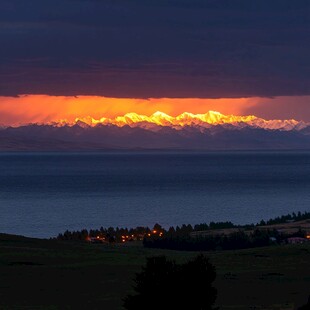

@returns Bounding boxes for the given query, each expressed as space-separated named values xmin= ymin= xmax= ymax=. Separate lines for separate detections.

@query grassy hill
xmin=0 ymin=233 xmax=309 ymax=309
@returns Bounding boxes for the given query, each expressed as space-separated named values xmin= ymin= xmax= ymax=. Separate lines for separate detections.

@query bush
xmin=123 ymin=254 xmax=217 ymax=310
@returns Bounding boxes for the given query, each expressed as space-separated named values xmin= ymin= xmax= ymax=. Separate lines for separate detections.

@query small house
xmin=287 ymin=237 xmax=308 ymax=244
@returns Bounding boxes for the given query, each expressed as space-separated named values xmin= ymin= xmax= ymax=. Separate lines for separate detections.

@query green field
xmin=0 ymin=234 xmax=309 ymax=310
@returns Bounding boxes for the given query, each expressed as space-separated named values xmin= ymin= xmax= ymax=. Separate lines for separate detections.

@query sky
xmin=0 ymin=95 xmax=310 ymax=126
xmin=0 ymin=0 xmax=309 ymax=124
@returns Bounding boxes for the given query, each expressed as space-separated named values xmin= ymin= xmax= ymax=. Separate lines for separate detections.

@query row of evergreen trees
xmin=143 ymin=228 xmax=308 ymax=251
xmin=56 ymin=226 xmax=152 ymax=242
xmin=55 ymin=222 xmax=236 ymax=241
xmin=55 ymin=211 xmax=310 ymax=243
xmin=258 ymin=211 xmax=310 ymax=226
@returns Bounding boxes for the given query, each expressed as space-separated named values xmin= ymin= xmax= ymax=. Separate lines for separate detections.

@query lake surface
xmin=0 ymin=151 xmax=309 ymax=238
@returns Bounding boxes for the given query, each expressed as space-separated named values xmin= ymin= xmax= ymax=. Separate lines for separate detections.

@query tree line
xmin=258 ymin=211 xmax=310 ymax=226
xmin=143 ymin=228 xmax=307 ymax=251
xmin=55 ymin=211 xmax=310 ymax=248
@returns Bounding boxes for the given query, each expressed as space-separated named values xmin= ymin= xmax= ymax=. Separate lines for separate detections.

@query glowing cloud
xmin=0 ymin=95 xmax=309 ymax=126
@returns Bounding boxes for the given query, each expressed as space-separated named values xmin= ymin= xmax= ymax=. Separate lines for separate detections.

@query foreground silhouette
xmin=123 ymin=254 xmax=217 ymax=310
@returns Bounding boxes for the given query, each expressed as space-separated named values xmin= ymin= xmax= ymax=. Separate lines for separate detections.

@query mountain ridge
xmin=42 ymin=111 xmax=309 ymax=132
xmin=0 ymin=111 xmax=309 ymax=151
xmin=0 ymin=121 xmax=309 ymax=151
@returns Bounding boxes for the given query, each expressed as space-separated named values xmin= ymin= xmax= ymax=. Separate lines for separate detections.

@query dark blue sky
xmin=0 ymin=0 xmax=309 ymax=98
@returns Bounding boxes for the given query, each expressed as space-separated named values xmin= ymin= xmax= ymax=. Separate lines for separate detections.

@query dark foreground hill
xmin=0 ymin=233 xmax=309 ymax=309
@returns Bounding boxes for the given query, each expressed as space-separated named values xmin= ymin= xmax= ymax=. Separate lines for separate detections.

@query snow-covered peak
xmin=49 ymin=111 xmax=309 ymax=132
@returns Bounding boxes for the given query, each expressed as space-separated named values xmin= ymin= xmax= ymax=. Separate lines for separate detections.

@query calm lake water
xmin=0 ymin=151 xmax=309 ymax=238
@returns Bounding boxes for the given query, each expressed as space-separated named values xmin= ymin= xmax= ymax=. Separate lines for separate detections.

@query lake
xmin=0 ymin=151 xmax=309 ymax=238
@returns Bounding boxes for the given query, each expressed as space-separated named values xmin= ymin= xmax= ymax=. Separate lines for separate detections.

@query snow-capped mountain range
xmin=53 ymin=111 xmax=308 ymax=132
xmin=0 ymin=111 xmax=309 ymax=151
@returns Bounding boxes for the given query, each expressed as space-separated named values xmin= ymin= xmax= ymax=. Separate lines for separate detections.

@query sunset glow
xmin=1 ymin=1 xmax=310 ymax=308
xmin=0 ymin=95 xmax=309 ymax=126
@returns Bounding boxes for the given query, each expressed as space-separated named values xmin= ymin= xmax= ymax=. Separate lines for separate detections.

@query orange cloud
xmin=0 ymin=95 xmax=308 ymax=126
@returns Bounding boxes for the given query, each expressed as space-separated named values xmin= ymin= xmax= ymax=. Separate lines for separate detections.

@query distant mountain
xmin=0 ymin=111 xmax=309 ymax=151
xmin=70 ymin=111 xmax=308 ymax=132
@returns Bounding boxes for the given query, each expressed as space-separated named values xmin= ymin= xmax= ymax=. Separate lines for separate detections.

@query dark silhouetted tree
xmin=153 ymin=223 xmax=163 ymax=232
xmin=123 ymin=254 xmax=217 ymax=310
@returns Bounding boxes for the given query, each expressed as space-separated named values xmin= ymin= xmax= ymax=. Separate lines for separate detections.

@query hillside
xmin=0 ymin=233 xmax=309 ymax=309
